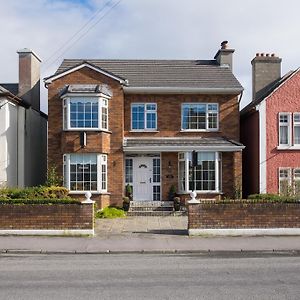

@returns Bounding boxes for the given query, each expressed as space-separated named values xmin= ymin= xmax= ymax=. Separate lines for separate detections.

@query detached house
xmin=45 ymin=41 xmax=244 ymax=208
xmin=0 ymin=49 xmax=47 ymax=187
xmin=241 ymin=53 xmax=300 ymax=197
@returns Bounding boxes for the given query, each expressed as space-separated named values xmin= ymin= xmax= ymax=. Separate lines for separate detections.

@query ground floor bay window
xmin=63 ymin=153 xmax=107 ymax=193
xmin=178 ymin=151 xmax=221 ymax=193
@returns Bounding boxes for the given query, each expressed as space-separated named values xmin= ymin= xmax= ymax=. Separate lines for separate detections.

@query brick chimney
xmin=17 ymin=48 xmax=41 ymax=111
xmin=251 ymin=53 xmax=282 ymax=101
xmin=214 ymin=41 xmax=235 ymax=71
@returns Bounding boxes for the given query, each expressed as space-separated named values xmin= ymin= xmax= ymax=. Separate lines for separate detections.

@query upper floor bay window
xmin=182 ymin=103 xmax=218 ymax=131
xmin=63 ymin=153 xmax=107 ymax=193
xmin=63 ymin=97 xmax=109 ymax=131
xmin=131 ymin=103 xmax=157 ymax=130
xmin=178 ymin=151 xmax=221 ymax=193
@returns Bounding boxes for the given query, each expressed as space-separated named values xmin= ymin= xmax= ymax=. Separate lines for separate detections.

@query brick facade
xmin=0 ymin=203 xmax=93 ymax=230
xmin=188 ymin=201 xmax=300 ymax=229
xmin=48 ymin=66 xmax=242 ymax=207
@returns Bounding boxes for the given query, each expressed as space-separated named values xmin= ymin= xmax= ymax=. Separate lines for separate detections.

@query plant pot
xmin=123 ymin=202 xmax=130 ymax=212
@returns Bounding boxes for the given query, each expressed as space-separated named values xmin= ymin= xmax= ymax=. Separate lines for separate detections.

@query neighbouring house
xmin=0 ymin=49 xmax=47 ymax=188
xmin=241 ymin=53 xmax=300 ymax=197
xmin=45 ymin=41 xmax=244 ymax=208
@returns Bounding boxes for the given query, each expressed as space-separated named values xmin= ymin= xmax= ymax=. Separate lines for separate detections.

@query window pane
xmin=280 ymin=126 xmax=288 ymax=145
xmin=125 ymin=159 xmax=133 ymax=183
xmin=132 ymin=104 xmax=145 ymax=129
xmin=182 ymin=104 xmax=218 ymax=130
xmin=153 ymin=185 xmax=160 ymax=201
xmin=69 ymin=99 xmax=98 ymax=129
xmin=69 ymin=154 xmax=98 ymax=191
xmin=189 ymin=152 xmax=216 ymax=191
xmin=153 ymin=158 xmax=160 ymax=183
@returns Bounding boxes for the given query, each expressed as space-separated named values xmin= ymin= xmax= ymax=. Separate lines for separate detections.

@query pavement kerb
xmin=1 ymin=249 xmax=300 ymax=256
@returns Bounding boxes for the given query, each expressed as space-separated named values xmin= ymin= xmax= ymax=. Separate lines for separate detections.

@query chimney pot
xmin=220 ymin=40 xmax=228 ymax=49
xmin=256 ymin=53 xmax=260 ymax=57
xmin=271 ymin=53 xmax=275 ymax=57
xmin=266 ymin=53 xmax=270 ymax=57
xmin=260 ymin=53 xmax=265 ymax=57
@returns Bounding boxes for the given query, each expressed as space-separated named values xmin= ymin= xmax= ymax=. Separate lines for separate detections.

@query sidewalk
xmin=0 ymin=217 xmax=300 ymax=254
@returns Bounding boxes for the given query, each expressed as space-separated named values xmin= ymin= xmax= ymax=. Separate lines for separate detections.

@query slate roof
xmin=123 ymin=137 xmax=244 ymax=151
xmin=241 ymin=69 xmax=299 ymax=116
xmin=0 ymin=83 xmax=19 ymax=96
xmin=50 ymin=59 xmax=243 ymax=90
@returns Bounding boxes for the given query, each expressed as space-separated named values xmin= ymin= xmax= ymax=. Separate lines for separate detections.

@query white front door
xmin=133 ymin=157 xmax=153 ymax=201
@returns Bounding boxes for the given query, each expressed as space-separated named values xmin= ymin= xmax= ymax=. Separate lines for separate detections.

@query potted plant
xmin=173 ymin=196 xmax=181 ymax=211
xmin=168 ymin=185 xmax=176 ymax=201
xmin=122 ymin=196 xmax=130 ymax=211
xmin=125 ymin=184 xmax=133 ymax=201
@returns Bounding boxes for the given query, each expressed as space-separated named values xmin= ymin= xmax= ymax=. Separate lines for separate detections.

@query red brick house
xmin=241 ymin=53 xmax=300 ymax=197
xmin=45 ymin=41 xmax=244 ymax=208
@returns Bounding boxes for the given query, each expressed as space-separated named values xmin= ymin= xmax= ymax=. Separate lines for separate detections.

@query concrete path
xmin=95 ymin=216 xmax=188 ymax=236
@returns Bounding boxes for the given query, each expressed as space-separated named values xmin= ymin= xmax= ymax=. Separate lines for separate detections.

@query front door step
xmin=128 ymin=201 xmax=175 ymax=216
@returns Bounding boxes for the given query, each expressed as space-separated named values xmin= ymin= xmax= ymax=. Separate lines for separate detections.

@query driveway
xmin=95 ymin=216 xmax=188 ymax=237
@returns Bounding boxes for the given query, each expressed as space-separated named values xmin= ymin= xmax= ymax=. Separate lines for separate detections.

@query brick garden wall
xmin=0 ymin=203 xmax=93 ymax=230
xmin=188 ymin=201 xmax=300 ymax=229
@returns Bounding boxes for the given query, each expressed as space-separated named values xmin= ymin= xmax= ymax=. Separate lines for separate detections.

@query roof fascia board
xmin=61 ymin=92 xmax=111 ymax=99
xmin=45 ymin=63 xmax=126 ymax=84
xmin=123 ymin=146 xmax=245 ymax=152
xmin=123 ymin=87 xmax=243 ymax=94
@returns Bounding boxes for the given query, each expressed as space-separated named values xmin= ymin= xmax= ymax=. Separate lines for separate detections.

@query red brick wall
xmin=188 ymin=201 xmax=300 ymax=229
xmin=0 ymin=203 xmax=93 ymax=230
xmin=124 ymin=94 xmax=240 ymax=140
xmin=266 ymin=70 xmax=300 ymax=193
xmin=48 ymin=67 xmax=124 ymax=207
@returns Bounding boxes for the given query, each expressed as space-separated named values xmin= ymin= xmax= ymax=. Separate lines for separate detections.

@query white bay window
xmin=63 ymin=96 xmax=109 ymax=131
xmin=63 ymin=153 xmax=107 ymax=193
xmin=178 ymin=151 xmax=221 ymax=193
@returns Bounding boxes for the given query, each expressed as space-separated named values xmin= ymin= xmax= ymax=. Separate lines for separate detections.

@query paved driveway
xmin=95 ymin=216 xmax=188 ymax=237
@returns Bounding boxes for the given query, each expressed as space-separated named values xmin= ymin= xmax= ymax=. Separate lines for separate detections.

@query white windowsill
xmin=69 ymin=191 xmax=110 ymax=195
xmin=180 ymin=130 xmax=220 ymax=133
xmin=177 ymin=191 xmax=223 ymax=194
xmin=129 ymin=130 xmax=159 ymax=133
xmin=63 ymin=129 xmax=112 ymax=133
xmin=277 ymin=145 xmax=300 ymax=150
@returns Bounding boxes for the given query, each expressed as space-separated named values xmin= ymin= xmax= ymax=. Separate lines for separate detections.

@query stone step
xmin=127 ymin=211 xmax=176 ymax=217
xmin=130 ymin=201 xmax=174 ymax=208
xmin=129 ymin=206 xmax=174 ymax=212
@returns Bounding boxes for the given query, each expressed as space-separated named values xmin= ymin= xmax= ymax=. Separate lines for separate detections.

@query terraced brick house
xmin=241 ymin=53 xmax=300 ymax=197
xmin=45 ymin=41 xmax=244 ymax=208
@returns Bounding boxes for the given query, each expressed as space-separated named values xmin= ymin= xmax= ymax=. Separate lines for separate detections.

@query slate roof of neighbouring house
xmin=48 ymin=59 xmax=243 ymax=90
xmin=123 ymin=137 xmax=244 ymax=151
xmin=0 ymin=83 xmax=19 ymax=96
xmin=241 ymin=68 xmax=300 ymax=116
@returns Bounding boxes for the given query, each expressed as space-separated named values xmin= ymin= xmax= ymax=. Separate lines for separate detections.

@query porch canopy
xmin=123 ymin=137 xmax=244 ymax=152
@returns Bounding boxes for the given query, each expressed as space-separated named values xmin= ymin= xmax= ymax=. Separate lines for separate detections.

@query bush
xmin=247 ymin=193 xmax=299 ymax=203
xmin=95 ymin=206 xmax=126 ymax=219
xmin=0 ymin=186 xmax=70 ymax=200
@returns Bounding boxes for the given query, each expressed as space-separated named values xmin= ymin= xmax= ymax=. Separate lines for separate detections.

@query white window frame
xmin=278 ymin=112 xmax=291 ymax=147
xmin=63 ymin=153 xmax=107 ymax=194
xmin=131 ymin=103 xmax=157 ymax=131
xmin=293 ymin=113 xmax=300 ymax=145
xmin=62 ymin=95 xmax=109 ymax=131
xmin=278 ymin=167 xmax=291 ymax=195
xmin=294 ymin=168 xmax=300 ymax=195
xmin=181 ymin=103 xmax=219 ymax=132
xmin=178 ymin=151 xmax=220 ymax=193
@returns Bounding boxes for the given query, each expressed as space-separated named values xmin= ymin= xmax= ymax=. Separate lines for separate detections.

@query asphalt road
xmin=0 ymin=253 xmax=299 ymax=300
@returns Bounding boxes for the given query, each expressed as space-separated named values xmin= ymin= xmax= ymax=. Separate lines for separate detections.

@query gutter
xmin=123 ymin=87 xmax=244 ymax=95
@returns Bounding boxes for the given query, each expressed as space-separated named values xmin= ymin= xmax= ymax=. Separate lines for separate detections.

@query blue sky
xmin=1 ymin=0 xmax=300 ymax=113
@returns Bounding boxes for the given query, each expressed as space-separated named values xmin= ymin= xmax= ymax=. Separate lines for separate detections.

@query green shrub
xmin=247 ymin=193 xmax=299 ymax=203
xmin=95 ymin=206 xmax=126 ymax=219
xmin=0 ymin=199 xmax=79 ymax=205
xmin=0 ymin=186 xmax=70 ymax=200
xmin=45 ymin=165 xmax=62 ymax=187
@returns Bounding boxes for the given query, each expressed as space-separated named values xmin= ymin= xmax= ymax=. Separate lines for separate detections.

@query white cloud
xmin=1 ymin=0 xmax=300 ymax=112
